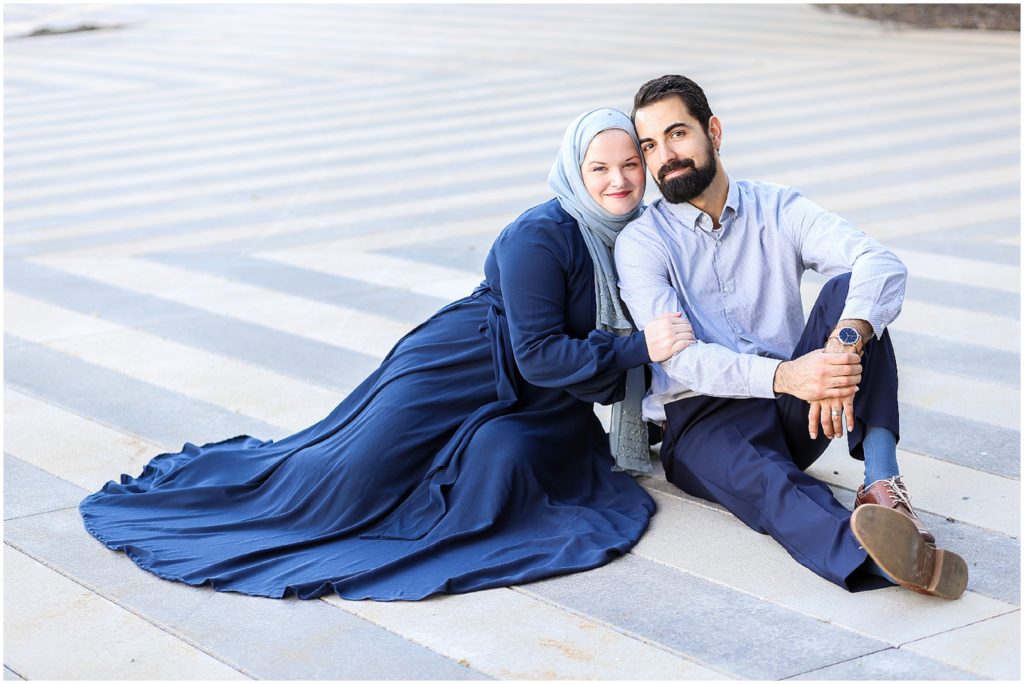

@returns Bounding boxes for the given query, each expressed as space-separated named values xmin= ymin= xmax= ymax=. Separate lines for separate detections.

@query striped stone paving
xmin=3 ymin=4 xmax=1019 ymax=680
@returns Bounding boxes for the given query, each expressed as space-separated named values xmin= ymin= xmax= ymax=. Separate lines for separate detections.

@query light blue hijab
xmin=548 ymin=108 xmax=651 ymax=474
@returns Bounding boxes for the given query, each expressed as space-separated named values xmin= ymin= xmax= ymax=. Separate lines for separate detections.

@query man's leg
xmin=661 ymin=274 xmax=966 ymax=596
xmin=775 ymin=273 xmax=932 ymax=542
xmin=660 ymin=395 xmax=877 ymax=591
xmin=775 ymin=272 xmax=899 ymax=467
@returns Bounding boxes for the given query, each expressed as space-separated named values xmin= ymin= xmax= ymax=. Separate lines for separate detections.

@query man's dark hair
xmin=631 ymin=75 xmax=714 ymax=133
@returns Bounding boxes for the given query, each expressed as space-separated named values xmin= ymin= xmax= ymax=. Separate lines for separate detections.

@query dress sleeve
xmin=496 ymin=221 xmax=650 ymax=405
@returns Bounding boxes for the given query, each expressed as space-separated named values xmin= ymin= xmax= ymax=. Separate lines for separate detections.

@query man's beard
xmin=656 ymin=140 xmax=718 ymax=204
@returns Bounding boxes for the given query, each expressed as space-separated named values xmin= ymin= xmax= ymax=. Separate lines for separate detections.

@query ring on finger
xmin=830 ymin=409 xmax=841 ymax=417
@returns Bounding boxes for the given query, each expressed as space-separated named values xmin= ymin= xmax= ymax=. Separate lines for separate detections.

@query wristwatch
xmin=829 ymin=326 xmax=862 ymax=349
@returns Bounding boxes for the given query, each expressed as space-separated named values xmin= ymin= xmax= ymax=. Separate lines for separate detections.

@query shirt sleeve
xmin=497 ymin=221 xmax=651 ymax=405
xmin=779 ymin=188 xmax=908 ymax=338
xmin=615 ymin=228 xmax=781 ymax=399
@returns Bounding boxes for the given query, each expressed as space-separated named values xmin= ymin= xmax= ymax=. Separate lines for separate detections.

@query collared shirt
xmin=614 ymin=178 xmax=907 ymax=422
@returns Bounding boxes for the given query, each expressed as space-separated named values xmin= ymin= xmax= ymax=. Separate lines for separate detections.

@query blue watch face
xmin=838 ymin=327 xmax=860 ymax=345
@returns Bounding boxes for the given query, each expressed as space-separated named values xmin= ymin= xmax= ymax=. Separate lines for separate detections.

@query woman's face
xmin=580 ymin=129 xmax=645 ymax=216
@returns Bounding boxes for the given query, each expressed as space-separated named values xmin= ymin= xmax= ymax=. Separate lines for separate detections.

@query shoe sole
xmin=851 ymin=504 xmax=968 ymax=600
xmin=854 ymin=495 xmax=936 ymax=544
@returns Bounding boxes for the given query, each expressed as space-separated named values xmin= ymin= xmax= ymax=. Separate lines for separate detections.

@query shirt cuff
xmin=839 ymin=297 xmax=891 ymax=339
xmin=615 ymin=330 xmax=652 ymax=370
xmin=749 ymin=356 xmax=783 ymax=398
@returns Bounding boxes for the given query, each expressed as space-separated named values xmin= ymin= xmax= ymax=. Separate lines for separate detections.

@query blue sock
xmin=862 ymin=426 xmax=899 ymax=487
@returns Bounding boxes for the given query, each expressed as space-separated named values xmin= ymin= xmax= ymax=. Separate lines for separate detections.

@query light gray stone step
xmin=4 ymin=508 xmax=484 ymax=681
xmin=5 ymin=546 xmax=251 ymax=680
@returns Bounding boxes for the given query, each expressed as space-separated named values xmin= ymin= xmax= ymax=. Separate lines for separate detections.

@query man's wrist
xmin=830 ymin=319 xmax=872 ymax=339
xmin=827 ymin=319 xmax=871 ymax=353
xmin=773 ymin=360 xmax=789 ymax=395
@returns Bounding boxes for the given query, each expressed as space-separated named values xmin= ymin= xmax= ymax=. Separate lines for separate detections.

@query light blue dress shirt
xmin=615 ymin=178 xmax=907 ymax=423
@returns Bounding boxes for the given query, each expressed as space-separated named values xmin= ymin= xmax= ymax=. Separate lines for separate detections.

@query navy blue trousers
xmin=660 ymin=274 xmax=900 ymax=591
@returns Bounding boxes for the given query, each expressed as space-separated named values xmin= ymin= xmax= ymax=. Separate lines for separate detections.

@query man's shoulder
xmin=731 ymin=180 xmax=818 ymax=228
xmin=733 ymin=178 xmax=801 ymax=204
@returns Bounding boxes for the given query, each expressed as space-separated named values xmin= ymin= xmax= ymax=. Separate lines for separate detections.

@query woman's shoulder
xmin=497 ymin=198 xmax=579 ymax=253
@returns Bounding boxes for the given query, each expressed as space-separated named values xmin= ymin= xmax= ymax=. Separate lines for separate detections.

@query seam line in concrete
xmin=4 ymin=504 xmax=82 ymax=523
xmin=777 ymin=646 xmax=896 ymax=680
xmin=895 ymin=607 xmax=1022 ymax=648
xmin=2 ymin=665 xmax=26 ymax=681
xmin=2 ymin=541 xmax=258 ymax=681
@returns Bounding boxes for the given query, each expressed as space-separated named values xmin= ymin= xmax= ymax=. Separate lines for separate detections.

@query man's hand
xmin=773 ymin=349 xmax=861 ymax=402
xmin=808 ymin=394 xmax=856 ymax=440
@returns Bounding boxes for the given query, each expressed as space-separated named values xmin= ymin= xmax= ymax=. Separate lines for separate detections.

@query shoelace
xmin=881 ymin=477 xmax=918 ymax=515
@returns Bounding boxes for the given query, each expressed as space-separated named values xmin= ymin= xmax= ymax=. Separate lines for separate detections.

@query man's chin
xmin=659 ymin=184 xmax=699 ymax=204
xmin=658 ymin=172 xmax=717 ymax=204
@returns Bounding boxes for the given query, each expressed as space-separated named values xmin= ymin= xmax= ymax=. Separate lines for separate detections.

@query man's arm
xmin=615 ymin=230 xmax=781 ymax=398
xmin=782 ymin=189 xmax=908 ymax=341
xmin=779 ymin=188 xmax=904 ymax=435
xmin=615 ymin=228 xmax=861 ymax=402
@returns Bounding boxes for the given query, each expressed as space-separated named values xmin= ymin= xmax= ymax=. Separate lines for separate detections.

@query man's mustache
xmin=657 ymin=159 xmax=695 ymax=184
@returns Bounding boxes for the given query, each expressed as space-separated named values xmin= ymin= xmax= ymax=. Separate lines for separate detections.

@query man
xmin=615 ymin=74 xmax=968 ymax=598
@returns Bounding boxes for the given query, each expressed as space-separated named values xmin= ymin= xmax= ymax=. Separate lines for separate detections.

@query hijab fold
xmin=548 ymin=108 xmax=652 ymax=474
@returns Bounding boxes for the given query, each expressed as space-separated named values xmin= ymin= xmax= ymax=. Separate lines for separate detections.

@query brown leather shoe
xmin=851 ymin=504 xmax=968 ymax=600
xmin=856 ymin=476 xmax=935 ymax=544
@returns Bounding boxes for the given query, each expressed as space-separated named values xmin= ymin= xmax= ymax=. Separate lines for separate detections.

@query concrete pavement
xmin=3 ymin=4 xmax=1019 ymax=680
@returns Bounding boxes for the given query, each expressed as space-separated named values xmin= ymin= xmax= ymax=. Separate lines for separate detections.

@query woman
xmin=80 ymin=108 xmax=694 ymax=601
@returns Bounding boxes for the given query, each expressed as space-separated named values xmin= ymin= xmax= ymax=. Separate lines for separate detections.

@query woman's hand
xmin=645 ymin=312 xmax=695 ymax=362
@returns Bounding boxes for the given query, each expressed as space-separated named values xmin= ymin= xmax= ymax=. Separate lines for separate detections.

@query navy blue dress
xmin=80 ymin=199 xmax=656 ymax=600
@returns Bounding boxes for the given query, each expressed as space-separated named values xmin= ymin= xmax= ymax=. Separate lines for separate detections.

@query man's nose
xmin=654 ymin=144 xmax=677 ymax=170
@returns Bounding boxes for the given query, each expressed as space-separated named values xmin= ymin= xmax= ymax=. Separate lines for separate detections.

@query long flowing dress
xmin=80 ymin=199 xmax=657 ymax=601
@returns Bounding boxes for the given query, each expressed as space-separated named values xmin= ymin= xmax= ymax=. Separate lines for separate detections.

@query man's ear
xmin=708 ymin=115 xmax=723 ymax=151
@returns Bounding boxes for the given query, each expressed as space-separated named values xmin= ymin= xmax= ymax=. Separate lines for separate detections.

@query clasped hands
xmin=646 ymin=314 xmax=868 ymax=440
xmin=774 ymin=337 xmax=864 ymax=441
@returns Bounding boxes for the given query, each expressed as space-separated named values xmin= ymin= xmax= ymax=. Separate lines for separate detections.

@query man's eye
xmin=671 ymin=130 xmax=685 ymax=138
xmin=641 ymin=144 xmax=654 ymax=152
